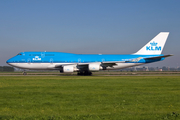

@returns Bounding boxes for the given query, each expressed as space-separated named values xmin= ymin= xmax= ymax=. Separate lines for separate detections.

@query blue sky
xmin=0 ymin=0 xmax=180 ymax=67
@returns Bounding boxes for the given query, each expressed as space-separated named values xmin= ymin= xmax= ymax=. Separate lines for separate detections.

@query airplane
xmin=6 ymin=32 xmax=172 ymax=75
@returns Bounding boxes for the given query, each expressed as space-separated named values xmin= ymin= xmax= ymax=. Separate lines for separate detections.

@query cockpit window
xmin=17 ymin=53 xmax=22 ymax=55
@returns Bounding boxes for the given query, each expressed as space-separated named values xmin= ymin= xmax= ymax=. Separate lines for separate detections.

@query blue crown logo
xmin=150 ymin=41 xmax=158 ymax=46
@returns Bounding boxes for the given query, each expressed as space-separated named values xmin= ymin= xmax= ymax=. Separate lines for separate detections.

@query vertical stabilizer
xmin=134 ymin=32 xmax=169 ymax=55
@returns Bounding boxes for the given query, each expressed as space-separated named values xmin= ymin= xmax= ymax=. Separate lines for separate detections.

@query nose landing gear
xmin=22 ymin=70 xmax=27 ymax=75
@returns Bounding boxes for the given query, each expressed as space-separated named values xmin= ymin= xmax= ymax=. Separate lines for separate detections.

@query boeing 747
xmin=7 ymin=32 xmax=172 ymax=75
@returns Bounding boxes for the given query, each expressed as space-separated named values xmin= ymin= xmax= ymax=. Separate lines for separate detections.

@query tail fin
xmin=134 ymin=32 xmax=169 ymax=55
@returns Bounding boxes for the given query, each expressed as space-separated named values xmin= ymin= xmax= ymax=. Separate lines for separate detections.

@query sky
xmin=0 ymin=0 xmax=180 ymax=67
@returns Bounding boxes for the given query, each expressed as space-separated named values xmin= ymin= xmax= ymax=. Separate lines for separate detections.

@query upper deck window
xmin=28 ymin=54 xmax=54 ymax=56
xmin=29 ymin=54 xmax=41 ymax=56
xmin=45 ymin=54 xmax=54 ymax=56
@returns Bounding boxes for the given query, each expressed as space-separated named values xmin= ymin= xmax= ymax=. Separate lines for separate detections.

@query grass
xmin=1 ymin=71 xmax=180 ymax=76
xmin=0 ymin=76 xmax=180 ymax=120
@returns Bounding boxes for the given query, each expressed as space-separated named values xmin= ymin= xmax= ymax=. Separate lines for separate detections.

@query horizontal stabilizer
xmin=144 ymin=54 xmax=173 ymax=60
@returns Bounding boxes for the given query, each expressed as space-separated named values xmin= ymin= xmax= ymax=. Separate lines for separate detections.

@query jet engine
xmin=88 ymin=64 xmax=102 ymax=71
xmin=60 ymin=66 xmax=74 ymax=73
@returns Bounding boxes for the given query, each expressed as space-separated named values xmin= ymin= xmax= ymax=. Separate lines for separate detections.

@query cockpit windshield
xmin=17 ymin=53 xmax=22 ymax=55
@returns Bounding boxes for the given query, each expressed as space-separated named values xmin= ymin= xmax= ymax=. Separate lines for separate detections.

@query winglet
xmin=134 ymin=32 xmax=169 ymax=55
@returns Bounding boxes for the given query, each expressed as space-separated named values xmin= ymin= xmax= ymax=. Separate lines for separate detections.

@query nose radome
xmin=6 ymin=58 xmax=13 ymax=64
xmin=6 ymin=58 xmax=16 ymax=67
xmin=6 ymin=59 xmax=11 ymax=64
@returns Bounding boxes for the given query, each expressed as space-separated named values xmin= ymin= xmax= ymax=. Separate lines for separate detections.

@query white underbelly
xmin=9 ymin=63 xmax=70 ymax=70
xmin=9 ymin=62 xmax=146 ymax=71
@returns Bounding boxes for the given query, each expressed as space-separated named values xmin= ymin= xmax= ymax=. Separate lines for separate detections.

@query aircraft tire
xmin=77 ymin=71 xmax=92 ymax=76
xmin=84 ymin=71 xmax=92 ymax=76
xmin=77 ymin=72 xmax=83 ymax=76
xmin=23 ymin=72 xmax=27 ymax=75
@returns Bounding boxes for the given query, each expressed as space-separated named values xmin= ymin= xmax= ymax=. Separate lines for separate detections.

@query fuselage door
xmin=41 ymin=52 xmax=45 ymax=58
xmin=27 ymin=58 xmax=31 ymax=64
xmin=102 ymin=58 xmax=105 ymax=62
xmin=78 ymin=58 xmax=81 ymax=63
xmin=50 ymin=58 xmax=53 ymax=64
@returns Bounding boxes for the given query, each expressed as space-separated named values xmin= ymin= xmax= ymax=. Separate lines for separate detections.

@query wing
xmin=55 ymin=64 xmax=76 ymax=68
xmin=101 ymin=61 xmax=125 ymax=67
xmin=54 ymin=61 xmax=125 ymax=70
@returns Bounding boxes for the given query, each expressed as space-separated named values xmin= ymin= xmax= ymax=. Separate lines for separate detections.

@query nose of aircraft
xmin=6 ymin=59 xmax=10 ymax=64
xmin=6 ymin=58 xmax=14 ymax=65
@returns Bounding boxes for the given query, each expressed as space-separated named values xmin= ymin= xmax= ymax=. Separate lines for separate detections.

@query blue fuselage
xmin=6 ymin=52 xmax=164 ymax=64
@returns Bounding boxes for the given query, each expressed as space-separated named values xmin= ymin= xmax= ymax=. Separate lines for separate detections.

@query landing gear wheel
xmin=89 ymin=72 xmax=92 ymax=75
xmin=23 ymin=72 xmax=27 ymax=75
xmin=77 ymin=72 xmax=84 ymax=75
xmin=77 ymin=71 xmax=92 ymax=76
xmin=84 ymin=71 xmax=92 ymax=75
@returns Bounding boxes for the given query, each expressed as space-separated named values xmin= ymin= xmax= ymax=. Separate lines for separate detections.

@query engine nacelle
xmin=60 ymin=66 xmax=74 ymax=73
xmin=88 ymin=64 xmax=101 ymax=71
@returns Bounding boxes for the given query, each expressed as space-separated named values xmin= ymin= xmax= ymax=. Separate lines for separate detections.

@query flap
xmin=55 ymin=64 xmax=76 ymax=68
xmin=101 ymin=61 xmax=125 ymax=67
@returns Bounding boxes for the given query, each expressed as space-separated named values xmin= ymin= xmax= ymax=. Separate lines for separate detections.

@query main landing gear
xmin=77 ymin=71 xmax=92 ymax=76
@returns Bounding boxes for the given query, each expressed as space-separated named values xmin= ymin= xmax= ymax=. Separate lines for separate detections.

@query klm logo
xmin=146 ymin=41 xmax=161 ymax=51
xmin=33 ymin=56 xmax=41 ymax=61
